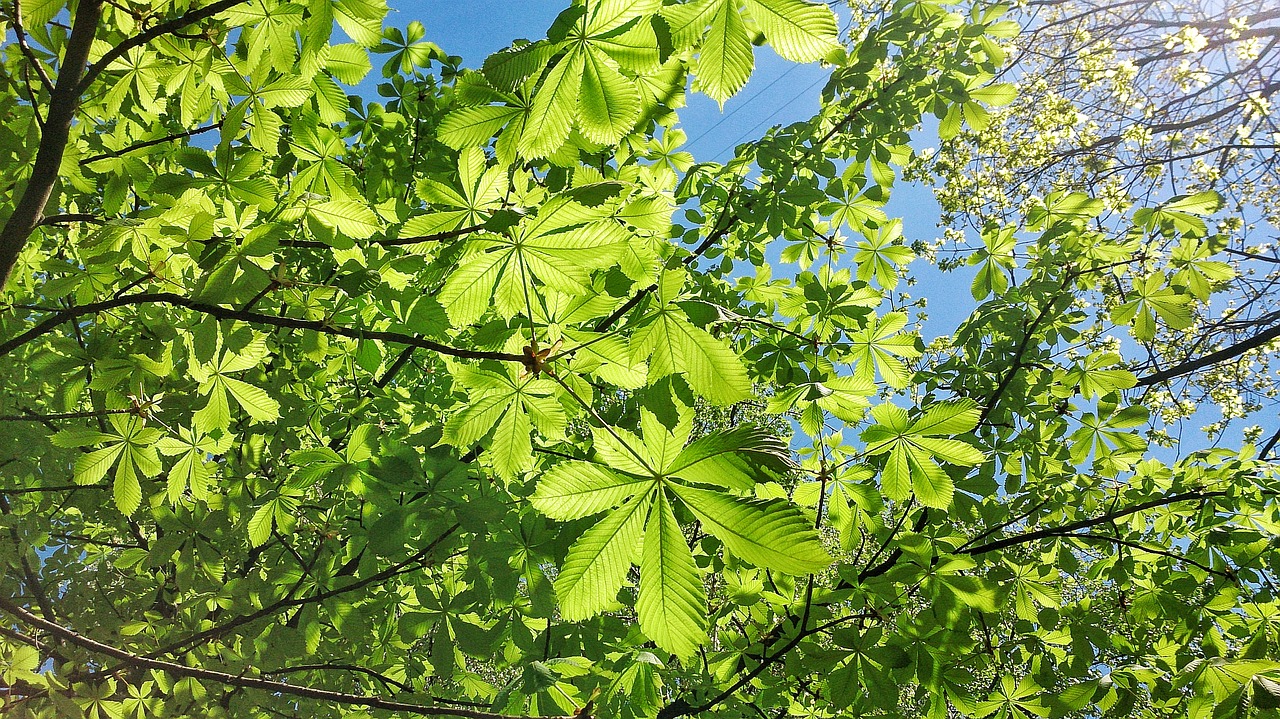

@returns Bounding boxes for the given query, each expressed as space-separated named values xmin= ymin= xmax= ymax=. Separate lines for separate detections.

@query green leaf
xmin=21 ymin=0 xmax=64 ymax=27
xmin=438 ymin=105 xmax=526 ymax=150
xmin=667 ymin=424 xmax=794 ymax=491
xmin=637 ymin=491 xmax=707 ymax=656
xmin=221 ymin=376 xmax=280 ymax=422
xmin=257 ymin=76 xmax=311 ymax=108
xmin=532 ymin=462 xmax=653 ymax=520
xmin=248 ymin=502 xmax=276 ymax=547
xmin=309 ymin=200 xmax=381 ymax=240
xmin=670 ymin=484 xmax=832 ymax=574
xmin=743 ymin=0 xmax=841 ymax=62
xmin=327 ymin=44 xmax=374 ymax=84
xmin=911 ymin=399 xmax=981 ymax=436
xmin=632 ymin=310 xmax=752 ymax=405
xmin=73 ymin=444 xmax=126 ymax=486
xmin=113 ymin=465 xmax=143 ymax=515
xmin=521 ymin=50 xmax=584 ymax=158
xmin=556 ymin=490 xmax=653 ymax=620
xmin=861 ymin=400 xmax=984 ymax=509
xmin=577 ymin=47 xmax=641 ymax=145
xmin=671 ymin=0 xmax=755 ymax=106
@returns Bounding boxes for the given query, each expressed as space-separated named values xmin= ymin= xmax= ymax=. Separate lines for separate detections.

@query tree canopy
xmin=1 ymin=0 xmax=1279 ymax=718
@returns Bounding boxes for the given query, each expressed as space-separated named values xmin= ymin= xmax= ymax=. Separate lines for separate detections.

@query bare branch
xmin=11 ymin=0 xmax=54 ymax=92
xmin=1136 ymin=322 xmax=1280 ymax=385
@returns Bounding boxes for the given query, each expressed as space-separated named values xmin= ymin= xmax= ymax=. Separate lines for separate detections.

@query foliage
xmin=912 ymin=0 xmax=1280 ymax=444
xmin=0 ymin=0 xmax=1279 ymax=718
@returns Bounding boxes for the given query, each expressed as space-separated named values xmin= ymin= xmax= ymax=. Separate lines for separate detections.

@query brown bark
xmin=0 ymin=0 xmax=103 ymax=291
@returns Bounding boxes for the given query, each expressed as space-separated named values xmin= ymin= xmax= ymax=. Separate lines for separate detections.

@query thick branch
xmin=960 ymin=491 xmax=1225 ymax=555
xmin=0 ymin=0 xmax=103 ymax=291
xmin=0 ymin=293 xmax=523 ymax=363
xmin=1136 ymin=323 xmax=1280 ymax=385
xmin=0 ymin=596 xmax=565 ymax=719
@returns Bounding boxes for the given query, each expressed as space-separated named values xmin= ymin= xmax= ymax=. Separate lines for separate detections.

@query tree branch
xmin=262 ymin=663 xmax=413 ymax=693
xmin=0 ymin=408 xmax=131 ymax=422
xmin=34 ymin=213 xmax=105 ymax=227
xmin=81 ymin=122 xmax=221 ymax=166
xmin=0 ymin=484 xmax=109 ymax=494
xmin=0 ymin=0 xmax=103 ymax=291
xmin=1135 ymin=322 xmax=1280 ymax=386
xmin=960 ymin=491 xmax=1225 ymax=555
xmin=78 ymin=0 xmax=248 ymax=93
xmin=0 ymin=495 xmax=60 ymax=627
xmin=0 ymin=595 xmax=567 ymax=719
xmin=0 ymin=293 xmax=524 ymax=363
xmin=378 ymin=222 xmax=488 ymax=247
xmin=11 ymin=0 xmax=55 ymax=93
xmin=148 ymin=522 xmax=461 ymax=658
xmin=1065 ymin=531 xmax=1230 ymax=578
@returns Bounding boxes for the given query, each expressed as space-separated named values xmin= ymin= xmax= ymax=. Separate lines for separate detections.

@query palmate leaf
xmin=846 ymin=313 xmax=921 ymax=389
xmin=854 ymin=220 xmax=913 ymax=290
xmin=670 ymin=484 xmax=832 ymax=574
xmin=1111 ymin=273 xmax=1194 ymax=341
xmin=157 ymin=427 xmax=222 ymax=503
xmin=58 ymin=415 xmax=162 ymax=513
xmin=638 ymin=491 xmax=707 ymax=657
xmin=556 ymin=490 xmax=653 ymax=620
xmin=516 ymin=10 xmax=658 ymax=157
xmin=665 ymin=0 xmax=838 ymax=105
xmin=441 ymin=366 xmax=565 ymax=480
xmin=861 ymin=400 xmax=985 ymax=509
xmin=437 ymin=196 xmax=632 ymax=325
xmin=631 ymin=309 xmax=752 ymax=405
xmin=532 ymin=416 xmax=807 ymax=652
